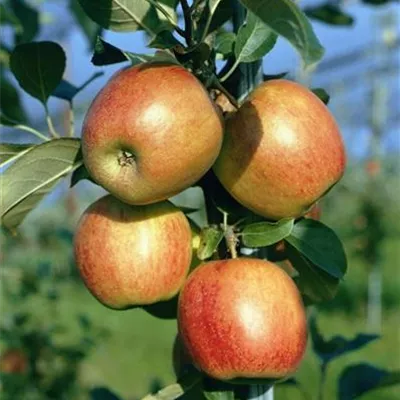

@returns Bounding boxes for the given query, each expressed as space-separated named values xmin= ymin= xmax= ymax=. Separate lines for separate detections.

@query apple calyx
xmin=118 ymin=150 xmax=135 ymax=167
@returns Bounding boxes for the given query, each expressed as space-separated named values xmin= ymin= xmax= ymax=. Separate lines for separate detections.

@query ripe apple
xmin=81 ymin=63 xmax=223 ymax=205
xmin=74 ymin=195 xmax=192 ymax=309
xmin=0 ymin=348 xmax=28 ymax=374
xmin=213 ymin=79 xmax=346 ymax=220
xmin=178 ymin=258 xmax=307 ymax=382
xmin=143 ymin=220 xmax=202 ymax=319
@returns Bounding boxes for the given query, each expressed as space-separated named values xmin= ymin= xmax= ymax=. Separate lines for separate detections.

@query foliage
xmin=0 ymin=261 xmax=109 ymax=399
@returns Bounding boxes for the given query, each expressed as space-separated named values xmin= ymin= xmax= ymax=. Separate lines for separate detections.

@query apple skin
xmin=213 ymin=79 xmax=346 ymax=221
xmin=178 ymin=258 xmax=307 ymax=382
xmin=74 ymin=195 xmax=192 ymax=310
xmin=81 ymin=63 xmax=223 ymax=205
xmin=142 ymin=220 xmax=202 ymax=319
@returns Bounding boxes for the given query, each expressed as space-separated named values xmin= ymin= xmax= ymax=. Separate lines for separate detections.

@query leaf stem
xmin=200 ymin=9 xmax=214 ymax=43
xmin=220 ymin=59 xmax=240 ymax=83
xmin=145 ymin=0 xmax=185 ymax=37
xmin=180 ymin=0 xmax=193 ymax=45
xmin=1 ymin=122 xmax=50 ymax=141
xmin=45 ymin=108 xmax=60 ymax=138
xmin=77 ymin=71 xmax=104 ymax=92
xmin=67 ymin=101 xmax=75 ymax=137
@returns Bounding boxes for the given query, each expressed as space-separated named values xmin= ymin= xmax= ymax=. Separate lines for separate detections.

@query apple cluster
xmin=73 ymin=63 xmax=346 ymax=382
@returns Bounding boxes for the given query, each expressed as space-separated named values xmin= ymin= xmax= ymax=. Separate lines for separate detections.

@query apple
xmin=0 ymin=348 xmax=28 ymax=374
xmin=142 ymin=220 xmax=202 ymax=319
xmin=178 ymin=258 xmax=307 ymax=382
xmin=74 ymin=195 xmax=192 ymax=309
xmin=81 ymin=63 xmax=223 ymax=205
xmin=213 ymin=79 xmax=346 ymax=220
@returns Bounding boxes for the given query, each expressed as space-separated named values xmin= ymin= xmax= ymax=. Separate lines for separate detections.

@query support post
xmin=230 ymin=2 xmax=273 ymax=399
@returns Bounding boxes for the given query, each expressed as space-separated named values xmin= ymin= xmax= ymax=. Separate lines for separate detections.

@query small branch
xmin=180 ymin=0 xmax=193 ymax=45
xmin=45 ymin=107 xmax=60 ymax=138
xmin=211 ymin=77 xmax=239 ymax=109
xmin=220 ymin=59 xmax=240 ymax=83
xmin=77 ymin=71 xmax=104 ymax=92
xmin=67 ymin=101 xmax=75 ymax=137
xmin=1 ymin=122 xmax=50 ymax=141
xmin=200 ymin=8 xmax=214 ymax=43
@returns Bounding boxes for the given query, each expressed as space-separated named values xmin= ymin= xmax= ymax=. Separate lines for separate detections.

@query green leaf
xmin=78 ymin=0 xmax=168 ymax=36
xmin=92 ymin=37 xmax=179 ymax=66
xmin=148 ymin=30 xmax=181 ymax=49
xmin=0 ymin=143 xmax=33 ymax=168
xmin=215 ymin=32 xmax=235 ymax=59
xmin=239 ymin=0 xmax=325 ymax=67
xmin=0 ymin=71 xmax=28 ymax=125
xmin=312 ymin=88 xmax=330 ymax=105
xmin=92 ymin=36 xmax=129 ymax=66
xmin=10 ymin=0 xmax=39 ymax=44
xmin=339 ymin=364 xmax=400 ymax=400
xmin=286 ymin=219 xmax=347 ymax=279
xmin=235 ymin=11 xmax=277 ymax=63
xmin=309 ymin=316 xmax=379 ymax=364
xmin=52 ymin=80 xmax=80 ymax=102
xmin=305 ymin=3 xmax=354 ymax=26
xmin=10 ymin=41 xmax=66 ymax=106
xmin=204 ymin=390 xmax=234 ymax=400
xmin=0 ymin=138 xmax=82 ymax=231
xmin=263 ymin=72 xmax=288 ymax=80
xmin=69 ymin=0 xmax=102 ymax=47
xmin=286 ymin=244 xmax=339 ymax=303
xmin=197 ymin=226 xmax=224 ymax=260
xmin=70 ymin=163 xmax=92 ymax=187
xmin=0 ymin=4 xmax=22 ymax=30
xmin=241 ymin=218 xmax=294 ymax=248
xmin=141 ymin=370 xmax=202 ymax=399
xmin=90 ymin=387 xmax=122 ymax=400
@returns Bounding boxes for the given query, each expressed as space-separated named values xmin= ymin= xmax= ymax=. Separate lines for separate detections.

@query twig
xmin=180 ymin=0 xmax=193 ymax=45
xmin=211 ymin=77 xmax=239 ymax=109
xmin=1 ymin=121 xmax=50 ymax=141
xmin=45 ymin=108 xmax=60 ymax=138
xmin=78 ymin=71 xmax=104 ymax=92
xmin=220 ymin=59 xmax=240 ymax=83
xmin=67 ymin=101 xmax=75 ymax=137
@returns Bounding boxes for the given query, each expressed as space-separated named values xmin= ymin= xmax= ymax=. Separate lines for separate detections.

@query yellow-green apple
xmin=213 ymin=79 xmax=346 ymax=220
xmin=74 ymin=195 xmax=192 ymax=309
xmin=143 ymin=220 xmax=202 ymax=319
xmin=81 ymin=63 xmax=223 ymax=205
xmin=178 ymin=258 xmax=307 ymax=382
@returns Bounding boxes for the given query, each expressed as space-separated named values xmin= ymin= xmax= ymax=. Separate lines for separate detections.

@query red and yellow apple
xmin=213 ymin=79 xmax=346 ymax=220
xmin=178 ymin=258 xmax=307 ymax=382
xmin=81 ymin=63 xmax=223 ymax=205
xmin=74 ymin=195 xmax=192 ymax=309
xmin=142 ymin=219 xmax=202 ymax=319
